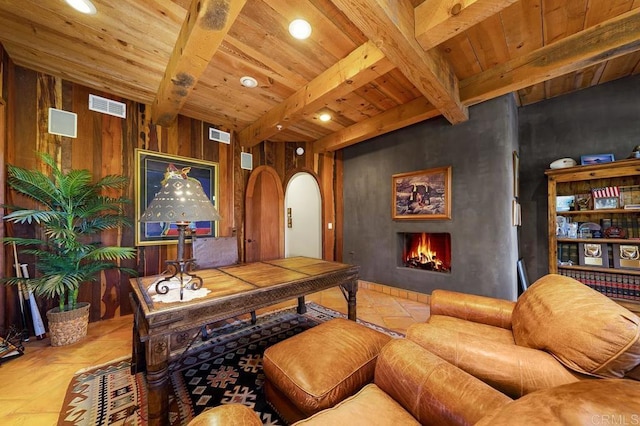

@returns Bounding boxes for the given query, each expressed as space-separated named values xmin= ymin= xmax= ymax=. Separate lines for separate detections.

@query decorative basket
xmin=46 ymin=302 xmax=90 ymax=347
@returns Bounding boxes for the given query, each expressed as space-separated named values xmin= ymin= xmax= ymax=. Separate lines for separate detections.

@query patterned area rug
xmin=58 ymin=303 xmax=402 ymax=425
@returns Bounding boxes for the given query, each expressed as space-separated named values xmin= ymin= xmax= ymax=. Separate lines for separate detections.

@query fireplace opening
xmin=401 ymin=232 xmax=451 ymax=273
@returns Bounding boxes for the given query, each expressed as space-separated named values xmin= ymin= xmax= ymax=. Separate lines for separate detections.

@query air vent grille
xmin=209 ymin=128 xmax=231 ymax=144
xmin=89 ymin=94 xmax=126 ymax=118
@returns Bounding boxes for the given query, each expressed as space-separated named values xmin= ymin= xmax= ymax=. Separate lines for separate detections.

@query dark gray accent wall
xmin=519 ymin=75 xmax=640 ymax=282
xmin=343 ymin=95 xmax=519 ymax=300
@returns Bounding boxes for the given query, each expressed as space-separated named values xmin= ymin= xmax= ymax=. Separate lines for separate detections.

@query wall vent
xmin=241 ymin=152 xmax=253 ymax=170
xmin=48 ymin=108 xmax=77 ymax=138
xmin=209 ymin=128 xmax=231 ymax=144
xmin=89 ymin=94 xmax=126 ymax=118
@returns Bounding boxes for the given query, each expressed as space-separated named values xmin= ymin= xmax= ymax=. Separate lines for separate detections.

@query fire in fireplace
xmin=401 ymin=232 xmax=451 ymax=273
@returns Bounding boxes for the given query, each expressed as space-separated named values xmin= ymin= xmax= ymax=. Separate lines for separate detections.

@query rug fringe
xmin=72 ymin=353 xmax=131 ymax=375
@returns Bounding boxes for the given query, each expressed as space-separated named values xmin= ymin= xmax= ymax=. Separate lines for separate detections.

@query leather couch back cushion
xmin=512 ymin=274 xmax=640 ymax=378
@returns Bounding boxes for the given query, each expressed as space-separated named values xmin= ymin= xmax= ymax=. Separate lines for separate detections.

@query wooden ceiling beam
xmin=151 ymin=0 xmax=246 ymax=127
xmin=415 ymin=0 xmax=520 ymax=51
xmin=460 ymin=7 xmax=640 ymax=105
xmin=237 ymin=40 xmax=394 ymax=148
xmin=329 ymin=0 xmax=468 ymax=125
xmin=315 ymin=7 xmax=640 ymax=153
xmin=313 ymin=97 xmax=440 ymax=152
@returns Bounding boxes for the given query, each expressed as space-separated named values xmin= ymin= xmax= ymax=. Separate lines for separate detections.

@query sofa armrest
xmin=187 ymin=404 xmax=262 ymax=426
xmin=430 ymin=289 xmax=515 ymax=329
xmin=374 ymin=339 xmax=512 ymax=425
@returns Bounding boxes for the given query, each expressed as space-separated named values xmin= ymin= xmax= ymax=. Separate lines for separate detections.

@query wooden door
xmin=245 ymin=166 xmax=284 ymax=262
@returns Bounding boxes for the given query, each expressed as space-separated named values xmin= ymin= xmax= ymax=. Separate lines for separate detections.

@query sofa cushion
xmin=292 ymin=384 xmax=420 ymax=426
xmin=512 ymin=274 xmax=640 ymax=378
xmin=427 ymin=315 xmax=515 ymax=345
xmin=475 ymin=379 xmax=640 ymax=426
xmin=406 ymin=324 xmax=581 ymax=398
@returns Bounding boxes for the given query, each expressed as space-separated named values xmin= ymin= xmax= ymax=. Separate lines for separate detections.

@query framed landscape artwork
xmin=135 ymin=149 xmax=219 ymax=246
xmin=392 ymin=166 xmax=452 ymax=220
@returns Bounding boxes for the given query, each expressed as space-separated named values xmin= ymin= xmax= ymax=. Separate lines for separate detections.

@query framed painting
xmin=135 ymin=149 xmax=219 ymax=246
xmin=392 ymin=166 xmax=452 ymax=220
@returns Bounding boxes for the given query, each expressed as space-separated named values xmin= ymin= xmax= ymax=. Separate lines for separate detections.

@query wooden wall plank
xmin=1 ymin=65 xmax=343 ymax=325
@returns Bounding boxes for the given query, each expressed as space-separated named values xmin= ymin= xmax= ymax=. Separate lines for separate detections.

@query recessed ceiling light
xmin=319 ymin=113 xmax=332 ymax=122
xmin=289 ymin=19 xmax=312 ymax=40
xmin=65 ymin=0 xmax=97 ymax=15
xmin=240 ymin=76 xmax=258 ymax=88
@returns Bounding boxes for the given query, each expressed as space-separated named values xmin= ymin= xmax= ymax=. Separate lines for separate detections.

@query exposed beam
xmin=313 ymin=97 xmax=440 ymax=152
xmin=415 ymin=0 xmax=520 ymax=51
xmin=151 ymin=0 xmax=246 ymax=126
xmin=237 ymin=41 xmax=394 ymax=148
xmin=329 ymin=0 xmax=468 ymax=124
xmin=460 ymin=7 xmax=640 ymax=105
xmin=315 ymin=7 xmax=640 ymax=152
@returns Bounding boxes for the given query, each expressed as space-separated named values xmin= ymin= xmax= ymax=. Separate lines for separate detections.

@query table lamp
xmin=140 ymin=167 xmax=221 ymax=300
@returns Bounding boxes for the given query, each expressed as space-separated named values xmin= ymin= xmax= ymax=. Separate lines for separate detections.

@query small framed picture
xmin=580 ymin=154 xmax=615 ymax=165
xmin=556 ymin=195 xmax=575 ymax=212
xmin=593 ymin=197 xmax=618 ymax=210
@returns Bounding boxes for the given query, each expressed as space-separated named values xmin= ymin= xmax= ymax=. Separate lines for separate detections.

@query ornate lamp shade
xmin=140 ymin=174 xmax=221 ymax=224
xmin=140 ymin=171 xmax=221 ymax=300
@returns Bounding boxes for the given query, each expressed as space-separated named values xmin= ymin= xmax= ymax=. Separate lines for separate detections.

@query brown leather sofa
xmin=188 ymin=338 xmax=640 ymax=425
xmin=186 ymin=274 xmax=640 ymax=424
xmin=407 ymin=274 xmax=640 ymax=398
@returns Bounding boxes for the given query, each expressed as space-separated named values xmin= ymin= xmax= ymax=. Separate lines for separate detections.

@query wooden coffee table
xmin=129 ymin=256 xmax=359 ymax=426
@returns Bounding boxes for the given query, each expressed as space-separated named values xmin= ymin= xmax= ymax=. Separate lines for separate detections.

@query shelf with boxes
xmin=546 ymin=159 xmax=640 ymax=311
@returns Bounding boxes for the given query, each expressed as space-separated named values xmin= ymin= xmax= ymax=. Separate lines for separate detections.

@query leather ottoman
xmin=262 ymin=318 xmax=393 ymax=423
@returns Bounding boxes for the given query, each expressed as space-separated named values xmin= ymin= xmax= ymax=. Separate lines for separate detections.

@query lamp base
xmin=154 ymin=258 xmax=204 ymax=300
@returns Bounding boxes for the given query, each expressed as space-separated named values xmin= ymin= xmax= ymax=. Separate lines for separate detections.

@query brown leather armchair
xmin=188 ymin=338 xmax=640 ymax=425
xmin=407 ymin=274 xmax=640 ymax=398
xmin=189 ymin=338 xmax=513 ymax=425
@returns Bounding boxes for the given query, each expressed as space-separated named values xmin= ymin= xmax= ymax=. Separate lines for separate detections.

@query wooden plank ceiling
xmin=1 ymin=0 xmax=639 ymax=153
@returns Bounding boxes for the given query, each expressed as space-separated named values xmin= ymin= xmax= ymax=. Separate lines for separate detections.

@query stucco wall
xmin=518 ymin=75 xmax=640 ymax=282
xmin=343 ymin=95 xmax=519 ymax=300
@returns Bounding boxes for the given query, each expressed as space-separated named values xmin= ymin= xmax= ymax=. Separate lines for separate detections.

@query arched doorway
xmin=245 ymin=166 xmax=284 ymax=262
xmin=285 ymin=172 xmax=322 ymax=258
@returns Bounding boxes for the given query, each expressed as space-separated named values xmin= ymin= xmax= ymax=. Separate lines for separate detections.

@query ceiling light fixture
xmin=65 ymin=0 xmax=97 ymax=15
xmin=240 ymin=76 xmax=258 ymax=88
xmin=319 ymin=113 xmax=332 ymax=122
xmin=289 ymin=19 xmax=312 ymax=40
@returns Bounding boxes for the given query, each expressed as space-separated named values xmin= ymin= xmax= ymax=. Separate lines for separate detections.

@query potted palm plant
xmin=2 ymin=152 xmax=136 ymax=346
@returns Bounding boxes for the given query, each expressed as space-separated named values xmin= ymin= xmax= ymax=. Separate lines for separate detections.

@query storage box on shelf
xmin=546 ymin=159 xmax=640 ymax=313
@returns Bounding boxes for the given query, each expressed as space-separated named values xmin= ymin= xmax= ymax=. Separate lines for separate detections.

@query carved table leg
xmin=297 ymin=296 xmax=307 ymax=314
xmin=345 ymin=280 xmax=358 ymax=321
xmin=146 ymin=336 xmax=170 ymax=426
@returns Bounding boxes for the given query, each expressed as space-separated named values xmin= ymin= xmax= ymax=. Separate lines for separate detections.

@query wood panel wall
xmin=0 ymin=56 xmax=341 ymax=332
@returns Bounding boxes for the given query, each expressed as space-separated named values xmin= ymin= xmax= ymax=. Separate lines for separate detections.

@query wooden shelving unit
xmin=546 ymin=159 xmax=640 ymax=313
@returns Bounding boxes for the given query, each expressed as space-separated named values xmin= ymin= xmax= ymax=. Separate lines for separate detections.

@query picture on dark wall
xmin=392 ymin=166 xmax=452 ymax=220
xmin=135 ymin=149 xmax=219 ymax=246
xmin=580 ymin=153 xmax=615 ymax=165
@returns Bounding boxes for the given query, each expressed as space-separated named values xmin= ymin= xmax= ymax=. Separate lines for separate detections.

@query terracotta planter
xmin=46 ymin=302 xmax=90 ymax=346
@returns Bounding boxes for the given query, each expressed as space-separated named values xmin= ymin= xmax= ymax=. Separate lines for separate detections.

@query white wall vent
xmin=209 ymin=127 xmax=231 ymax=144
xmin=89 ymin=94 xmax=126 ymax=118
xmin=241 ymin=152 xmax=253 ymax=170
xmin=48 ymin=108 xmax=77 ymax=138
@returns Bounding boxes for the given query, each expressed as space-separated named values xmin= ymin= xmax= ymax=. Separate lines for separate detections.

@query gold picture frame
xmin=392 ymin=166 xmax=452 ymax=220
xmin=135 ymin=149 xmax=219 ymax=246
